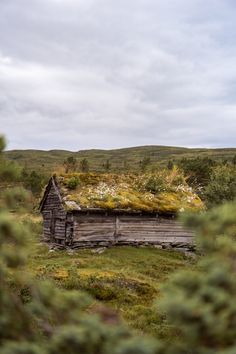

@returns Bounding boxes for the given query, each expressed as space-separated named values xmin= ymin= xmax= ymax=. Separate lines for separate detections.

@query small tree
xmin=103 ymin=159 xmax=111 ymax=172
xmin=140 ymin=157 xmax=151 ymax=172
xmin=80 ymin=158 xmax=89 ymax=172
xmin=123 ymin=160 xmax=129 ymax=171
xmin=63 ymin=156 xmax=77 ymax=173
xmin=178 ymin=157 xmax=215 ymax=188
xmin=204 ymin=164 xmax=236 ymax=207
xmin=232 ymin=155 xmax=236 ymax=166
xmin=22 ymin=170 xmax=46 ymax=195
xmin=0 ymin=160 xmax=22 ymax=182
xmin=167 ymin=160 xmax=174 ymax=170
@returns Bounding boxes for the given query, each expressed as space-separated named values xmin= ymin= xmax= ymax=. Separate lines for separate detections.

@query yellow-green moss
xmin=57 ymin=172 xmax=204 ymax=213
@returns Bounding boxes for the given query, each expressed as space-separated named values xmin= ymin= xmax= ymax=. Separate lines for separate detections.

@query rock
xmin=162 ymin=244 xmax=172 ymax=250
xmin=154 ymin=245 xmax=163 ymax=249
xmin=73 ymin=260 xmax=80 ymax=266
xmin=184 ymin=251 xmax=197 ymax=259
xmin=91 ymin=247 xmax=106 ymax=254
xmin=67 ymin=250 xmax=75 ymax=256
xmin=173 ymin=247 xmax=189 ymax=253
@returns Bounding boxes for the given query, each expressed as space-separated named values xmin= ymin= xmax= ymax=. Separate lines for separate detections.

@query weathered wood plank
xmin=118 ymin=231 xmax=193 ymax=237
xmin=117 ymin=236 xmax=193 ymax=243
xmin=74 ymin=230 xmax=115 ymax=239
xmin=74 ymin=235 xmax=115 ymax=242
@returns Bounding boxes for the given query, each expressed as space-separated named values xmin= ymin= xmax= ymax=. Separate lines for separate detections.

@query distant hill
xmin=4 ymin=145 xmax=236 ymax=174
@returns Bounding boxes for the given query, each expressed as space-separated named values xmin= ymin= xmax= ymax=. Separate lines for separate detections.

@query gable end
xmin=39 ymin=176 xmax=64 ymax=212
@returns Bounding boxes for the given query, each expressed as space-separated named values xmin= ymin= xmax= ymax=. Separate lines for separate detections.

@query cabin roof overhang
xmin=68 ymin=207 xmax=176 ymax=218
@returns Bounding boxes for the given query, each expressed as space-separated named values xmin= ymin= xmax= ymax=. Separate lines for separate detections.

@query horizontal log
xmin=44 ymin=229 xmax=51 ymax=234
xmin=44 ymin=198 xmax=61 ymax=204
xmin=54 ymin=230 xmax=65 ymax=235
xmin=118 ymin=229 xmax=192 ymax=234
xmin=74 ymin=230 xmax=115 ymax=238
xmin=118 ymin=217 xmax=175 ymax=223
xmin=119 ymin=224 xmax=188 ymax=231
xmin=43 ymin=221 xmax=51 ymax=226
xmin=117 ymin=237 xmax=193 ymax=243
xmin=73 ymin=228 xmax=192 ymax=237
xmin=44 ymin=204 xmax=63 ymax=209
xmin=45 ymin=196 xmax=60 ymax=201
xmin=118 ymin=232 xmax=192 ymax=237
xmin=55 ymin=226 xmax=65 ymax=233
xmin=76 ymin=219 xmax=115 ymax=224
xmin=72 ymin=242 xmax=113 ymax=248
xmin=54 ymin=224 xmax=65 ymax=229
xmin=73 ymin=235 xmax=115 ymax=241
xmin=75 ymin=227 xmax=114 ymax=232
xmin=43 ymin=207 xmax=64 ymax=213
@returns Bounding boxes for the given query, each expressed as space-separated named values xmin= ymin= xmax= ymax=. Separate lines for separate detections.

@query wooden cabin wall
xmin=73 ymin=214 xmax=116 ymax=247
xmin=117 ymin=215 xmax=193 ymax=246
xmin=72 ymin=213 xmax=193 ymax=248
xmin=41 ymin=183 xmax=66 ymax=243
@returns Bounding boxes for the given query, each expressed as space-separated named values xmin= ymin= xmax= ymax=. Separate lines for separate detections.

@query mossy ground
xmin=23 ymin=216 xmax=196 ymax=341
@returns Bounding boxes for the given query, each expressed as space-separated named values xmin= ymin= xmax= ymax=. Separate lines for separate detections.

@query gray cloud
xmin=0 ymin=0 xmax=236 ymax=150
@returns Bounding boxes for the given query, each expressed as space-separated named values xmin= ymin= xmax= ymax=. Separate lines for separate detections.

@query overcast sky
xmin=0 ymin=0 xmax=236 ymax=150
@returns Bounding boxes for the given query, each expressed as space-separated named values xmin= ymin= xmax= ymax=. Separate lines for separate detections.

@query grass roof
xmin=55 ymin=170 xmax=204 ymax=214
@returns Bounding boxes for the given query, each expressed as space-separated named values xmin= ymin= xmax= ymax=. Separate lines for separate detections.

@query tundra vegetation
xmin=2 ymin=136 xmax=236 ymax=353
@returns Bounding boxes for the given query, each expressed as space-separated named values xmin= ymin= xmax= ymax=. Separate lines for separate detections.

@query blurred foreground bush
xmin=159 ymin=202 xmax=236 ymax=353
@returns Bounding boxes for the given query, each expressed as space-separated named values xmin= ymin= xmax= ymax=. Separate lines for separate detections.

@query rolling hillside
xmin=4 ymin=145 xmax=236 ymax=174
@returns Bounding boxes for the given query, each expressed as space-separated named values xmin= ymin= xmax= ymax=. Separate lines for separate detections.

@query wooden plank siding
xmin=72 ymin=214 xmax=194 ymax=248
xmin=73 ymin=215 xmax=116 ymax=244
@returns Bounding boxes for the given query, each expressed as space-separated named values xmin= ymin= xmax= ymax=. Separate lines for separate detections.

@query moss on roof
xmin=55 ymin=170 xmax=204 ymax=214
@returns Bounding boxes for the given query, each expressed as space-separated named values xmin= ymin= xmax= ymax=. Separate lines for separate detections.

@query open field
xmin=24 ymin=216 xmax=196 ymax=341
xmin=5 ymin=145 xmax=236 ymax=173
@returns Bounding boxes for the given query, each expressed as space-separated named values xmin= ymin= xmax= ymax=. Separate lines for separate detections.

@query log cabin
xmin=39 ymin=173 xmax=203 ymax=249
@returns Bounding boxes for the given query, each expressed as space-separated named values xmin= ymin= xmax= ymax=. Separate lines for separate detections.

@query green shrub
xmin=204 ymin=165 xmax=236 ymax=207
xmin=144 ymin=175 xmax=166 ymax=194
xmin=159 ymin=202 xmax=236 ymax=353
xmin=66 ymin=176 xmax=80 ymax=190
xmin=22 ymin=169 xmax=47 ymax=196
xmin=178 ymin=156 xmax=215 ymax=188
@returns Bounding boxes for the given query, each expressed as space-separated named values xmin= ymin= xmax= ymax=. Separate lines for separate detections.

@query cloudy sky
xmin=1 ymin=0 xmax=236 ymax=150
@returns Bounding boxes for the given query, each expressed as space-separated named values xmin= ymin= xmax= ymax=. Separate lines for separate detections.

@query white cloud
xmin=0 ymin=0 xmax=236 ymax=149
